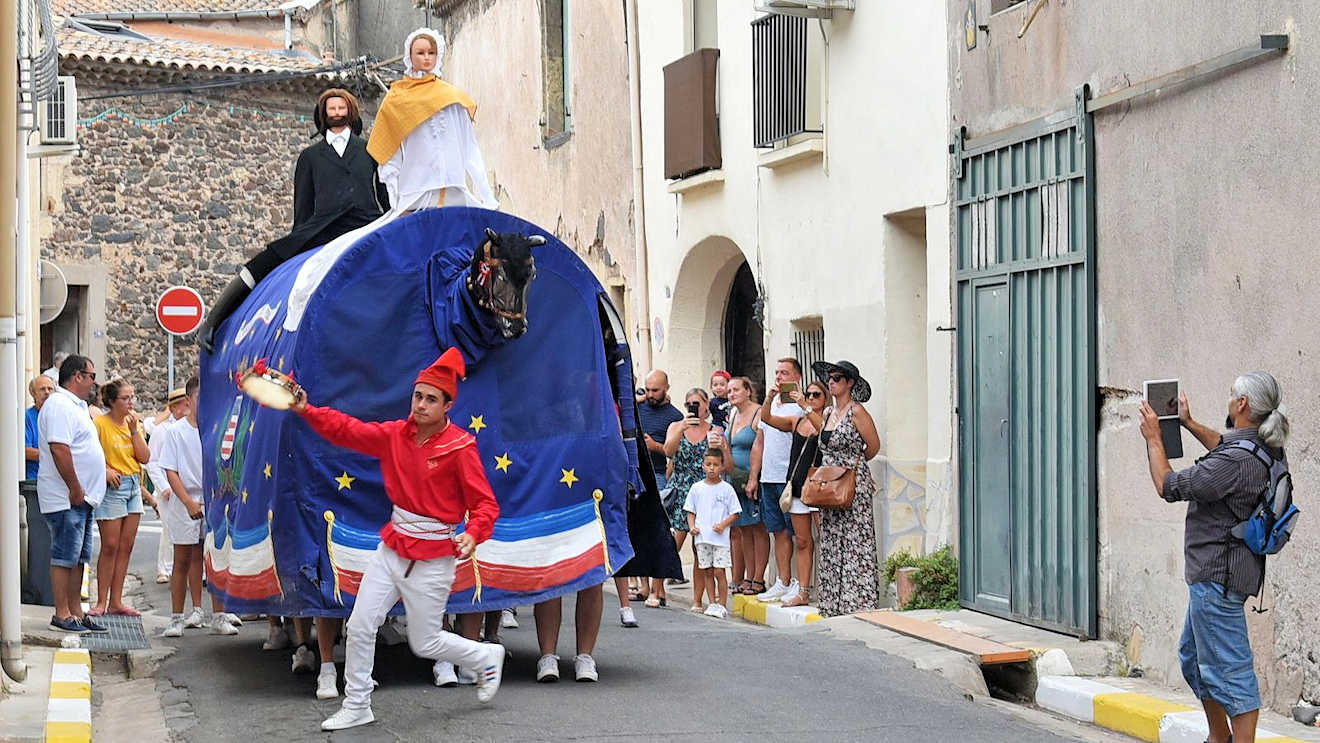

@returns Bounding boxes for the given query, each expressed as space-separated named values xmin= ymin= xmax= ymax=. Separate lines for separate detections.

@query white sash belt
xmin=390 ymin=505 xmax=456 ymax=541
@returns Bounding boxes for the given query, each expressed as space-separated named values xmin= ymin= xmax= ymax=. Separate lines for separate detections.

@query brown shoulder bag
xmin=801 ymin=465 xmax=856 ymax=509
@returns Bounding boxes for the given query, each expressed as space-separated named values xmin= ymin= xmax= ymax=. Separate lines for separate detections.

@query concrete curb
xmin=1036 ymin=676 xmax=1308 ymax=743
xmin=46 ymin=647 xmax=92 ymax=743
xmin=730 ymin=593 xmax=822 ymax=627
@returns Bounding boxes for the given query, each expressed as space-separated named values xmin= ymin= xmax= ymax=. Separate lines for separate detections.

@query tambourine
xmin=237 ymin=359 xmax=302 ymax=410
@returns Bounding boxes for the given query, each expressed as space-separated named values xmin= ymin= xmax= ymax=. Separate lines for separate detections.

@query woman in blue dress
xmin=725 ymin=377 xmax=769 ymax=596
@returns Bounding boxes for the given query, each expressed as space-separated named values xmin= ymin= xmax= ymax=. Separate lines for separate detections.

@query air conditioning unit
xmin=40 ymin=76 xmax=78 ymax=146
xmin=755 ymin=0 xmax=854 ymax=18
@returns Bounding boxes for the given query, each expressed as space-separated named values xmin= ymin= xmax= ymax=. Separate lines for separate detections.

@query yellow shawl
xmin=366 ymin=75 xmax=479 ymax=165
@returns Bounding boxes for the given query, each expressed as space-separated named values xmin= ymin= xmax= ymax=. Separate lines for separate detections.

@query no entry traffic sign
xmin=156 ymin=286 xmax=205 ymax=335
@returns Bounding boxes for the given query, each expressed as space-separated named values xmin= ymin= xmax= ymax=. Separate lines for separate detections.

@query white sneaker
xmin=262 ymin=623 xmax=290 ymax=651
xmin=704 ymin=604 xmax=724 ymax=618
xmin=573 ymin=653 xmax=598 ymax=682
xmin=162 ymin=616 xmax=184 ymax=638
xmin=320 ymin=706 xmax=373 ymax=731
xmin=777 ymin=579 xmax=801 ymax=604
xmin=210 ymin=614 xmax=238 ymax=636
xmin=155 ymin=573 xmax=170 ymax=584
xmin=183 ymin=607 xmax=204 ymax=628
xmin=291 ymin=645 xmax=316 ymax=674
xmin=456 ymin=664 xmax=478 ymax=685
xmin=432 ymin=661 xmax=458 ymax=688
xmin=316 ymin=664 xmax=339 ymax=700
xmin=757 ymin=580 xmax=789 ymax=602
xmin=475 ymin=644 xmax=505 ymax=703
xmin=619 ymin=606 xmax=638 ymax=628
xmin=536 ymin=653 xmax=560 ymax=683
xmin=500 ymin=608 xmax=519 ymax=629
xmin=222 ymin=613 xmax=243 ymax=627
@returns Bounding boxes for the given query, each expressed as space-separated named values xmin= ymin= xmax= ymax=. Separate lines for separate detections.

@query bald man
xmin=25 ymin=376 xmax=57 ymax=481
xmin=636 ymin=370 xmax=683 ymax=490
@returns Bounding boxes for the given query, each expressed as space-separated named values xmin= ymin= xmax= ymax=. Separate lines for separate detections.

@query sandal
xmin=108 ymin=606 xmax=141 ymax=617
xmin=628 ymin=590 xmax=646 ymax=602
xmin=644 ymin=596 xmax=666 ymax=608
xmin=782 ymin=593 xmax=810 ymax=608
xmin=734 ymin=580 xmax=753 ymax=595
xmin=689 ymin=604 xmax=705 ymax=614
xmin=745 ymin=581 xmax=767 ymax=596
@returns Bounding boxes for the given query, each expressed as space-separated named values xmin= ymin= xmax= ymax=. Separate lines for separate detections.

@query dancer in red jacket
xmin=291 ymin=347 xmax=504 ymax=731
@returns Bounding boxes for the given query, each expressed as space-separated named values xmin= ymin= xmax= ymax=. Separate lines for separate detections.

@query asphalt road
xmin=126 ymin=513 xmax=1092 ymax=743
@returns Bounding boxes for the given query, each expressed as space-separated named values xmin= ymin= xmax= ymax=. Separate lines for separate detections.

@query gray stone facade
xmin=42 ymin=89 xmax=317 ymax=405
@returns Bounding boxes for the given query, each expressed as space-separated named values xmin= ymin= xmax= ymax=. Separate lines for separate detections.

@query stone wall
xmin=40 ymin=87 xmax=317 ymax=406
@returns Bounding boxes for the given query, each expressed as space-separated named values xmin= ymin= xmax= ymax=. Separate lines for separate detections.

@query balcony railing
xmin=663 ymin=48 xmax=722 ymax=180
xmin=752 ymin=13 xmax=822 ymax=148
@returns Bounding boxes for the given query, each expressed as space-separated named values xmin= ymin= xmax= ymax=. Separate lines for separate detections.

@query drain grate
xmin=79 ymin=614 xmax=150 ymax=652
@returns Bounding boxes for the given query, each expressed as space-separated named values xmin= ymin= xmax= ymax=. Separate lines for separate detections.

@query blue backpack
xmin=1229 ymin=439 xmax=1300 ymax=555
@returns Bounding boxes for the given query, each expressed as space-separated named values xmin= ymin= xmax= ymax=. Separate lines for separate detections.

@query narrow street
xmin=122 ymin=517 xmax=1103 ymax=743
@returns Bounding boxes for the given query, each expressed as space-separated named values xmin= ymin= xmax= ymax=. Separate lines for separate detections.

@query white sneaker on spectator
xmin=321 ymin=706 xmax=373 ymax=731
xmin=703 ymin=604 xmax=725 ymax=618
xmin=574 ymin=654 xmax=598 ymax=682
xmin=291 ymin=645 xmax=316 ymax=674
xmin=757 ymin=580 xmax=789 ymax=602
xmin=619 ymin=607 xmax=638 ymax=628
xmin=777 ymin=579 xmax=802 ymax=604
xmin=262 ymin=623 xmax=291 ymax=651
xmin=162 ymin=616 xmax=184 ymax=638
xmin=183 ymin=607 xmax=204 ymax=628
xmin=536 ymin=654 xmax=560 ymax=683
xmin=210 ymin=614 xmax=239 ymax=635
xmin=475 ymin=644 xmax=505 ymax=703
xmin=456 ymin=665 xmax=478 ymax=685
xmin=500 ymin=608 xmax=518 ymax=629
xmin=433 ymin=661 xmax=458 ymax=688
xmin=155 ymin=573 xmax=170 ymax=584
xmin=316 ymin=664 xmax=339 ymax=699
xmin=222 ymin=613 xmax=243 ymax=627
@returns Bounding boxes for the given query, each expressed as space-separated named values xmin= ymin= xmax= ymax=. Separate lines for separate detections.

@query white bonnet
xmin=403 ymin=27 xmax=445 ymax=76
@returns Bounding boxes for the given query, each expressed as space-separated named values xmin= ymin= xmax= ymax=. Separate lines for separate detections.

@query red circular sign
xmin=156 ymin=286 xmax=205 ymax=335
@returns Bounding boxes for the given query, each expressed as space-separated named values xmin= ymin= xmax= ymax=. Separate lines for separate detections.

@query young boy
xmin=708 ymin=370 xmax=731 ymax=429
xmin=291 ymin=347 xmax=505 ymax=732
xmin=684 ymin=448 xmax=740 ymax=618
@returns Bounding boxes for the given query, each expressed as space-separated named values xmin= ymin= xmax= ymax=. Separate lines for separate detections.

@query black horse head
xmin=467 ymin=227 xmax=544 ymax=338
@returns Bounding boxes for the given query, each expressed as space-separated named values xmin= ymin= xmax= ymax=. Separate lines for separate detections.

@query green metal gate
xmin=955 ymin=88 xmax=1098 ymax=637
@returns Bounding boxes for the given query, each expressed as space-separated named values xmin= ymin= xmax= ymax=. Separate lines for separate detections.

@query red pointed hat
xmin=415 ymin=347 xmax=466 ymax=400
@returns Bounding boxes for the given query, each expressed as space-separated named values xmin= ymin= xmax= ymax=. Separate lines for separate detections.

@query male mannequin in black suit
xmin=199 ymin=88 xmax=389 ymax=351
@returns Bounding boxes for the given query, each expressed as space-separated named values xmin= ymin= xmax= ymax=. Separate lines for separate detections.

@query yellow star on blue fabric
xmin=494 ymin=453 xmax=512 ymax=473
xmin=241 ymin=489 xmax=249 ymax=503
xmin=469 ymin=415 xmax=487 ymax=434
xmin=334 ymin=472 xmax=355 ymax=490
xmin=263 ymin=462 xmax=272 ymax=479
xmin=559 ymin=468 xmax=579 ymax=488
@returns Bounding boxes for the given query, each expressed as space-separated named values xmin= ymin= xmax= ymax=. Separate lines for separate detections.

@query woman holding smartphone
xmin=649 ymin=389 xmax=729 ymax=607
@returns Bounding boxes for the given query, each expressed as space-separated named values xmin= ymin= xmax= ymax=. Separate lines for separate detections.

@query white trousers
xmin=343 ymin=543 xmax=487 ymax=710
xmin=155 ymin=504 xmax=173 ymax=575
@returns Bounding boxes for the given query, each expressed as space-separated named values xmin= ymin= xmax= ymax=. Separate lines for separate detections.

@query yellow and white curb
xmin=46 ymin=647 xmax=92 ymax=743
xmin=1036 ymin=676 xmax=1306 ymax=743
xmin=731 ymin=594 xmax=822 ymax=628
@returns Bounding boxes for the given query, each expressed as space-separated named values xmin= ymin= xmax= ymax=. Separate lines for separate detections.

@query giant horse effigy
xmin=198 ymin=206 xmax=653 ymax=616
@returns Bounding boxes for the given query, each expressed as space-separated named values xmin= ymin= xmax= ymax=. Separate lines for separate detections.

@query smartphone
xmin=686 ymin=401 xmax=700 ymax=417
xmin=779 ymin=382 xmax=798 ymax=405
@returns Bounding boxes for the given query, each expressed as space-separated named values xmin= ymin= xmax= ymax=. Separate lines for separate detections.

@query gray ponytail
xmin=1232 ymin=371 xmax=1289 ymax=448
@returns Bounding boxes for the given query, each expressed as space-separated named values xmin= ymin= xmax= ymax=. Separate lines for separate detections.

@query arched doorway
xmin=722 ymin=261 xmax=764 ymax=391
xmin=665 ymin=236 xmax=763 ymax=392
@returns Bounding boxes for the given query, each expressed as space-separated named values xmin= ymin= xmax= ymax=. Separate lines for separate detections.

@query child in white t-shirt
xmin=684 ymin=448 xmax=741 ymax=618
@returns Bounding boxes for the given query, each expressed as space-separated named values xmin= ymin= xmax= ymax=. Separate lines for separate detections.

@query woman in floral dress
xmin=805 ymin=360 xmax=882 ymax=617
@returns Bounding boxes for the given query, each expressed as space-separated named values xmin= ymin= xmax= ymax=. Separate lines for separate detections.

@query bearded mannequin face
xmin=324 ymin=96 xmax=349 ymax=131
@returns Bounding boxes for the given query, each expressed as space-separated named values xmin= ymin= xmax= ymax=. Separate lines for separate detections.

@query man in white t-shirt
xmin=751 ymin=357 xmax=805 ymax=604
xmin=37 ymin=355 xmax=108 ymax=634
xmin=145 ymin=387 xmax=191 ymax=583
xmin=684 ymin=448 xmax=741 ymax=619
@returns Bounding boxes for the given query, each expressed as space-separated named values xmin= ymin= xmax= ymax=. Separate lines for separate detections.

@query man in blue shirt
xmin=636 ymin=370 xmax=683 ymax=490
xmin=24 ymin=376 xmax=56 ymax=480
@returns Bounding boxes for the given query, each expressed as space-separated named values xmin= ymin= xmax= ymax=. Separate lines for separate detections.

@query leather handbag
xmin=801 ymin=465 xmax=856 ymax=510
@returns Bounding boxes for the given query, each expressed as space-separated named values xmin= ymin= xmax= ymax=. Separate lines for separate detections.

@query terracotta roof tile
xmin=53 ymin=0 xmax=282 ymax=16
xmin=58 ymin=26 xmax=326 ymax=74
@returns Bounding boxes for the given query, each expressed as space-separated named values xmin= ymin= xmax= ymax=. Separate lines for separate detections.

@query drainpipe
xmin=2 ymin=0 xmax=30 ymax=685
xmin=625 ymin=0 xmax=653 ymax=370
xmin=283 ymin=9 xmax=293 ymax=50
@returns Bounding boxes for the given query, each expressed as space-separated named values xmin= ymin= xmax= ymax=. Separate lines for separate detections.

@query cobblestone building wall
xmin=41 ymin=86 xmax=325 ymax=405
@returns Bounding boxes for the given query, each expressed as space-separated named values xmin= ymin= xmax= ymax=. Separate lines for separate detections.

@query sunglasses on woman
xmin=828 ymin=373 xmax=848 ymax=383
xmin=805 ymin=391 xmax=824 ymax=399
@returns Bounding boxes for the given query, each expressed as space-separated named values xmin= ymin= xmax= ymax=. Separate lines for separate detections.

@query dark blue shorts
xmin=45 ymin=503 xmax=95 ymax=568
xmin=759 ymin=482 xmax=794 ymax=535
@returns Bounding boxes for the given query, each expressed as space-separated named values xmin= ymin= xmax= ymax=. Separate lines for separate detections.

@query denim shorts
xmin=759 ymin=482 xmax=794 ymax=535
xmin=94 ymin=473 xmax=143 ymax=521
xmin=1179 ymin=581 xmax=1260 ymax=718
xmin=45 ymin=503 xmax=95 ymax=568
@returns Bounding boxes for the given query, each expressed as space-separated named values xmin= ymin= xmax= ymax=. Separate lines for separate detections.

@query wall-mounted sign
xmin=964 ymin=2 xmax=978 ymax=51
